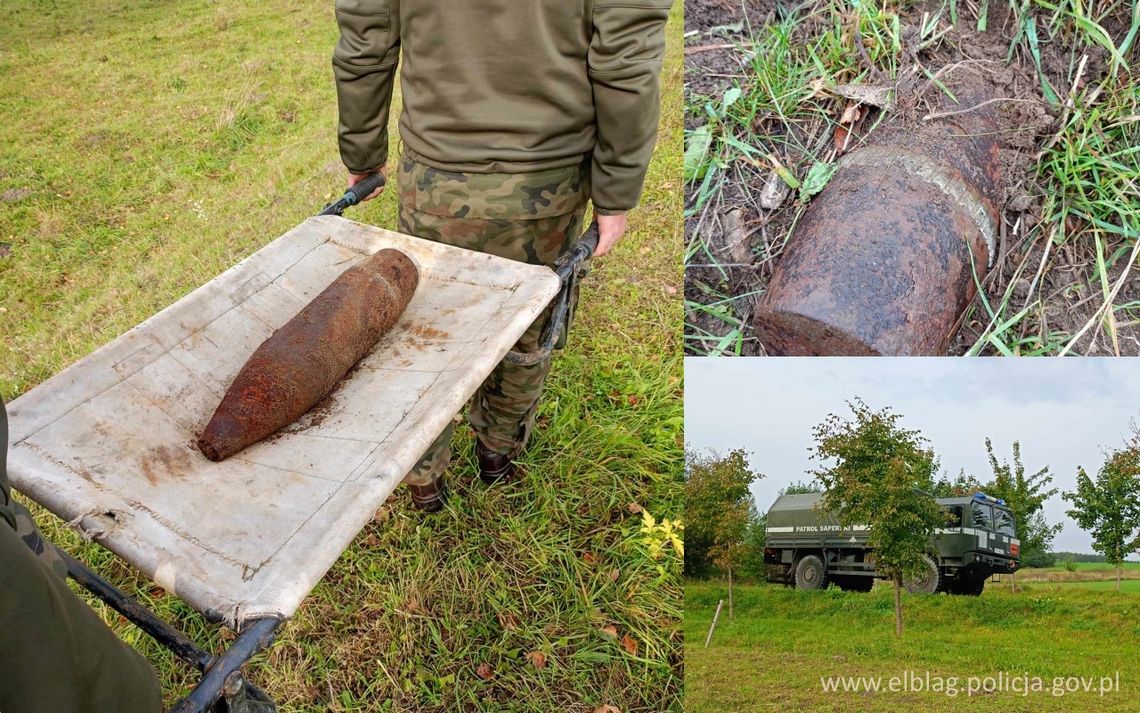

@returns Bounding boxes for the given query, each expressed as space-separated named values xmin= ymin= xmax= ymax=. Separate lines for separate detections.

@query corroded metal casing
xmin=197 ymin=249 xmax=419 ymax=461
xmin=754 ymin=105 xmax=1002 ymax=355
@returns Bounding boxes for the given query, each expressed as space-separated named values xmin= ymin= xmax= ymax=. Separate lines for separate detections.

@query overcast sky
xmin=685 ymin=358 xmax=1140 ymax=555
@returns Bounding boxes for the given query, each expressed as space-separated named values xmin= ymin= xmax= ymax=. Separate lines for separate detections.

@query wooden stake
xmin=705 ymin=599 xmax=724 ymax=648
xmin=728 ymin=567 xmax=734 ymax=619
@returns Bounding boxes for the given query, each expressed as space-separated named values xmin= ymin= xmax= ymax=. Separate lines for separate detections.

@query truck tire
xmin=903 ymin=555 xmax=940 ymax=594
xmin=794 ymin=555 xmax=828 ymax=590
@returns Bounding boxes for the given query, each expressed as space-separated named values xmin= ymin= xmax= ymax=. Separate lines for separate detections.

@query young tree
xmin=1063 ymin=446 xmax=1140 ymax=592
xmin=810 ymin=400 xmax=946 ymax=637
xmin=983 ymin=439 xmax=1062 ymax=589
xmin=779 ymin=480 xmax=821 ymax=495
xmin=708 ymin=498 xmax=755 ymax=618
xmin=684 ymin=448 xmax=763 ymax=609
xmin=930 ymin=469 xmax=984 ymax=498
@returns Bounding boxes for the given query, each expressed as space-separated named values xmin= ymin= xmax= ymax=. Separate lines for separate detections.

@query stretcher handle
xmin=318 ymin=172 xmax=387 ymax=217
xmin=503 ymin=221 xmax=598 ymax=366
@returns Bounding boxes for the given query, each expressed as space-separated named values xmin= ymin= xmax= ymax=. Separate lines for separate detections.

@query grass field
xmin=0 ymin=2 xmax=684 ymax=711
xmin=686 ymin=580 xmax=1140 ymax=712
xmin=1011 ymin=561 xmax=1140 ymax=583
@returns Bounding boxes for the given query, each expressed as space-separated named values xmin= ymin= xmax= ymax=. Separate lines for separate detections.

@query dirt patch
xmin=685 ymin=0 xmax=1136 ymax=355
xmin=0 ymin=188 xmax=32 ymax=203
xmin=685 ymin=0 xmax=780 ymax=100
xmin=139 ymin=445 xmax=193 ymax=485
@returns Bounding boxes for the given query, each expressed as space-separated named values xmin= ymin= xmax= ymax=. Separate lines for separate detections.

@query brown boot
xmin=407 ymin=474 xmax=447 ymax=512
xmin=476 ymin=441 xmax=516 ymax=485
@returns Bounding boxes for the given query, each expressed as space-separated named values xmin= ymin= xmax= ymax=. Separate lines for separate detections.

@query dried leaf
xmin=594 ymin=706 xmax=621 ymax=713
xmin=610 ymin=568 xmax=621 ymax=582
xmin=599 ymin=624 xmax=619 ymax=639
xmin=832 ymin=83 xmax=893 ymax=108
xmin=839 ymin=103 xmax=861 ymax=125
xmin=834 ymin=102 xmax=864 ymax=156
xmin=627 ymin=502 xmax=643 ymax=514
xmin=526 ymin=651 xmax=548 ymax=669
xmin=758 ymin=171 xmax=788 ymax=211
xmin=833 ymin=123 xmax=851 ymax=155
xmin=620 ymin=634 xmax=639 ymax=656
xmin=720 ymin=207 xmax=751 ymax=264
xmin=498 ymin=612 xmax=520 ymax=631
xmin=582 ymin=552 xmax=598 ymax=565
xmin=475 ymin=663 xmax=494 ymax=681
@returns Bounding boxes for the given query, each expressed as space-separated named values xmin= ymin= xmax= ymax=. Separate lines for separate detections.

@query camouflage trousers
xmin=397 ymin=153 xmax=589 ymax=486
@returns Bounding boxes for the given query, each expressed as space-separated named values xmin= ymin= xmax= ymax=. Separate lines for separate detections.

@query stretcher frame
xmin=7 ymin=189 xmax=596 ymax=711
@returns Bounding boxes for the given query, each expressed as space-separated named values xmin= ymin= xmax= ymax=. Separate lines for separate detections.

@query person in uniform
xmin=0 ymin=398 xmax=162 ymax=713
xmin=333 ymin=0 xmax=672 ymax=510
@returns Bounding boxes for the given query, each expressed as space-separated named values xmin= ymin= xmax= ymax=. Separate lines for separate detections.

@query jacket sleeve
xmin=332 ymin=0 xmax=400 ymax=173
xmin=587 ymin=0 xmax=672 ymax=214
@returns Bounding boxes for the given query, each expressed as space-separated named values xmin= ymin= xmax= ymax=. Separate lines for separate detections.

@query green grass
xmin=0 ymin=1 xmax=684 ymax=710
xmin=684 ymin=0 xmax=1140 ymax=355
xmin=1015 ymin=561 xmax=1140 ymax=579
xmin=1054 ymin=579 xmax=1140 ymax=592
xmin=686 ymin=580 xmax=1140 ymax=712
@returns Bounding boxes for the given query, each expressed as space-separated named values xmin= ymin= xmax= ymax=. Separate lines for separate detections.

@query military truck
xmin=764 ymin=492 xmax=1019 ymax=595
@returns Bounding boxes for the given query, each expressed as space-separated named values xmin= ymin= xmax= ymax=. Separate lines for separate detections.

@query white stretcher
xmin=8 ymin=215 xmax=561 ymax=622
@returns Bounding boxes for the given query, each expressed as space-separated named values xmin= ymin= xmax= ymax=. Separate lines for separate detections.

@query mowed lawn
xmin=0 ymin=2 xmax=684 ymax=711
xmin=686 ymin=581 xmax=1140 ymax=713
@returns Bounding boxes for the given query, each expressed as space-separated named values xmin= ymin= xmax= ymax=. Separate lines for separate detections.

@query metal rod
xmin=170 ymin=617 xmax=281 ymax=713
xmin=61 ymin=550 xmax=214 ymax=672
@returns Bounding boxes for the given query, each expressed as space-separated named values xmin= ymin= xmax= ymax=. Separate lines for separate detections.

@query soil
xmin=685 ymin=0 xmax=1137 ymax=355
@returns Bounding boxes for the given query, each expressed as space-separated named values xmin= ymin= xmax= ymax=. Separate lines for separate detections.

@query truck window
xmin=971 ymin=503 xmax=993 ymax=531
xmin=994 ymin=508 xmax=1016 ymax=536
xmin=946 ymin=505 xmax=963 ymax=528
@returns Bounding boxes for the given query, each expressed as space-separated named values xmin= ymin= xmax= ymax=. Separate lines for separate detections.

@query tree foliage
xmin=779 ymin=480 xmax=821 ymax=495
xmin=1063 ymin=445 xmax=1140 ymax=590
xmin=930 ymin=469 xmax=984 ymax=498
xmin=684 ymin=448 xmax=763 ymax=578
xmin=810 ymin=400 xmax=947 ymax=636
xmin=983 ymin=439 xmax=1062 ymax=568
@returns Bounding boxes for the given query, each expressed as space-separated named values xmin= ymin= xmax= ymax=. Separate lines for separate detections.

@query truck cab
xmin=763 ymin=491 xmax=1020 ymax=595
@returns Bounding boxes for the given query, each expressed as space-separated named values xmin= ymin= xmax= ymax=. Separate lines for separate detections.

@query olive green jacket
xmin=332 ymin=0 xmax=671 ymax=214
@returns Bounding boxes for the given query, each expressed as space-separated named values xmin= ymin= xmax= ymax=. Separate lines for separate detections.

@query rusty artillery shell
xmin=197 ymin=249 xmax=419 ymax=461
xmin=754 ymin=98 xmax=1002 ymax=355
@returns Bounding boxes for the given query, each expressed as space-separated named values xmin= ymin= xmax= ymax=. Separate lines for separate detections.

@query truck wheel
xmin=794 ymin=555 xmax=828 ymax=590
xmin=903 ymin=555 xmax=940 ymax=594
xmin=960 ymin=578 xmax=985 ymax=596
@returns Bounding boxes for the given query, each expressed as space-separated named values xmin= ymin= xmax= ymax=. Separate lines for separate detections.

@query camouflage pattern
xmin=7 ymin=498 xmax=67 ymax=580
xmin=397 ymin=153 xmax=589 ymax=487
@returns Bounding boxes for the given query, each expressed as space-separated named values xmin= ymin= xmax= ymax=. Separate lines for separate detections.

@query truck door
xmin=970 ymin=502 xmax=995 ymax=551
